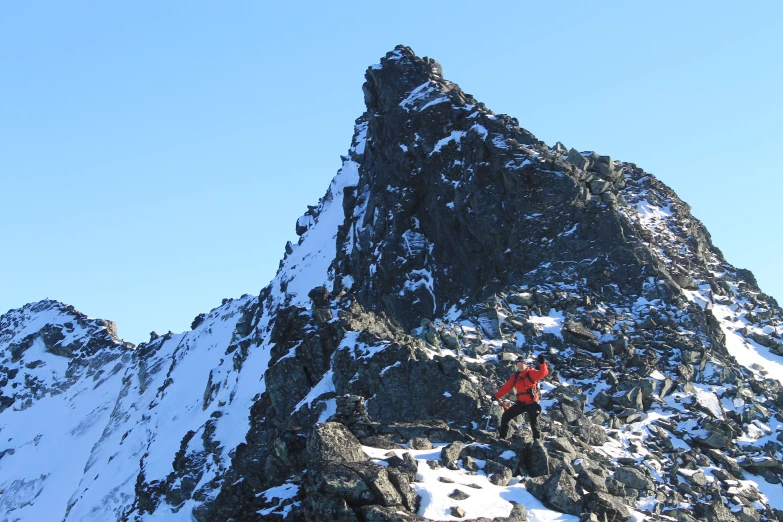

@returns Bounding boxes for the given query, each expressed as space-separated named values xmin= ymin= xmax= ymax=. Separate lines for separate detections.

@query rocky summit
xmin=2 ymin=46 xmax=783 ymax=522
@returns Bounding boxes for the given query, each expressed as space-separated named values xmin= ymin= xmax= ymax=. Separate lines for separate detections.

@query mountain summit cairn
xmin=2 ymin=46 xmax=783 ymax=522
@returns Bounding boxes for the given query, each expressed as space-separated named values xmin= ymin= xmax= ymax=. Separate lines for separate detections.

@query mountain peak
xmin=362 ymin=45 xmax=446 ymax=114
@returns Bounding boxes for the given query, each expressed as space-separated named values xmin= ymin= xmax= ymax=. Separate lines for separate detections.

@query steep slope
xmin=2 ymin=45 xmax=783 ymax=522
xmin=0 ymin=300 xmax=132 ymax=520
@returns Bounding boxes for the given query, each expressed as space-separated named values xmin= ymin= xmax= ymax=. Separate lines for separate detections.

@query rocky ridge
xmin=1 ymin=46 xmax=783 ymax=522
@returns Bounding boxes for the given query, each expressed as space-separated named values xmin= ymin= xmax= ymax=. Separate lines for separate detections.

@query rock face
xmin=3 ymin=45 xmax=783 ymax=522
xmin=307 ymin=422 xmax=369 ymax=464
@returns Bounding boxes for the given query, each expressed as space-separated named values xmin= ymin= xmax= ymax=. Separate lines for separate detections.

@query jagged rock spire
xmin=334 ymin=46 xmax=672 ymax=330
xmin=362 ymin=45 xmax=444 ymax=114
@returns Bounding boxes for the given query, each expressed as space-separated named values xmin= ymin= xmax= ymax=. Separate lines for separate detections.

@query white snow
xmin=294 ymin=366 xmax=335 ymax=413
xmin=430 ymin=130 xmax=467 ymax=155
xmin=527 ymin=309 xmax=565 ymax=339
xmin=274 ymin=155 xmax=361 ymax=306
xmin=693 ymin=383 xmax=724 ymax=419
xmin=400 ymin=81 xmax=439 ymax=111
xmin=712 ymin=301 xmax=783 ymax=383
xmin=421 ymin=97 xmax=449 ymax=110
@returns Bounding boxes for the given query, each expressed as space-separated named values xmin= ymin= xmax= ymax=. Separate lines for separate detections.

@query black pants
xmin=500 ymin=401 xmax=542 ymax=440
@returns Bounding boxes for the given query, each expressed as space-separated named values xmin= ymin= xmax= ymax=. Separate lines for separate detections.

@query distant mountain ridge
xmin=2 ymin=45 xmax=783 ymax=522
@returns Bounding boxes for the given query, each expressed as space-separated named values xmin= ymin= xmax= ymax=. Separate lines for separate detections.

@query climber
xmin=492 ymin=354 xmax=548 ymax=440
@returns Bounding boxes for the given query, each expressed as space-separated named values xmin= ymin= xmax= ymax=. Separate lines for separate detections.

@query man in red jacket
xmin=493 ymin=354 xmax=548 ymax=440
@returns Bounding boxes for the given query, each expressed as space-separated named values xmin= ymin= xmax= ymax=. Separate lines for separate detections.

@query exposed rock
xmin=577 ymin=468 xmax=608 ymax=493
xmin=528 ymin=440 xmax=550 ymax=478
xmin=343 ymin=461 xmax=404 ymax=506
xmin=308 ymin=422 xmax=369 ymax=464
xmin=562 ymin=320 xmax=600 ymax=352
xmin=485 ymin=459 xmax=513 ymax=487
xmin=694 ymin=500 xmax=741 ymax=522
xmin=613 ymin=466 xmax=653 ymax=492
xmin=409 ymin=437 xmax=433 ymax=450
xmin=586 ymin=491 xmax=632 ymax=521
xmin=441 ymin=441 xmax=465 ymax=470
xmin=527 ymin=469 xmax=584 ymax=515
xmin=449 ymin=489 xmax=470 ymax=500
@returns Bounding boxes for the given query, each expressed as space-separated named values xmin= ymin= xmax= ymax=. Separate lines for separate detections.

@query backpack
xmin=513 ymin=371 xmax=539 ymax=402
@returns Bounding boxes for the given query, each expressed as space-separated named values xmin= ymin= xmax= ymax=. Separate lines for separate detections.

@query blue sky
xmin=2 ymin=2 xmax=781 ymax=344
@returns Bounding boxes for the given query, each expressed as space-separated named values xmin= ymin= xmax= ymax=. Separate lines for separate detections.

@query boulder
xmin=575 ymin=420 xmax=608 ymax=445
xmin=590 ymin=179 xmax=612 ymax=195
xmin=550 ymin=437 xmax=576 ymax=455
xmin=308 ymin=422 xmax=369 ymax=464
xmin=612 ymin=387 xmax=644 ymax=411
xmin=441 ymin=441 xmax=465 ymax=470
xmin=449 ymin=489 xmax=470 ymax=500
xmin=593 ymin=391 xmax=612 ymax=410
xmin=735 ymin=506 xmax=761 ymax=522
xmin=386 ymin=466 xmax=419 ymax=512
xmin=567 ymin=148 xmax=588 ymax=170
xmin=306 ymin=463 xmax=375 ymax=505
xmin=485 ymin=459 xmax=513 ymax=487
xmin=613 ymin=466 xmax=653 ymax=492
xmin=439 ymin=329 xmax=460 ymax=349
xmin=577 ymin=469 xmax=608 ymax=493
xmin=562 ymin=320 xmax=600 ymax=352
xmin=526 ymin=470 xmax=586 ymax=516
xmin=698 ymin=431 xmax=729 ymax=449
xmin=409 ymin=437 xmax=432 ymax=450
xmin=529 ymin=440 xmax=550 ymax=477
xmin=343 ymin=462 xmax=404 ymax=506
xmin=357 ymin=505 xmax=428 ymax=521
xmin=694 ymin=500 xmax=741 ymax=522
xmin=303 ymin=493 xmax=359 ymax=522
xmin=586 ymin=491 xmax=632 ymax=521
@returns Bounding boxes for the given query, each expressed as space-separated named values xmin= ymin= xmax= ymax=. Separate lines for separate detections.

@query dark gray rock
xmin=575 ymin=420 xmax=608 ymax=445
xmin=485 ymin=459 xmax=513 ymax=487
xmin=305 ymin=463 xmax=375 ymax=505
xmin=303 ymin=493 xmax=360 ymax=522
xmin=409 ymin=437 xmax=432 ymax=450
xmin=441 ymin=441 xmax=465 ymax=470
xmin=735 ymin=506 xmax=761 ymax=522
xmin=586 ymin=491 xmax=632 ymax=521
xmin=612 ymin=387 xmax=644 ymax=411
xmin=386 ymin=451 xmax=418 ymax=483
xmin=343 ymin=461 xmax=404 ymax=506
xmin=357 ymin=505 xmax=428 ymax=521
xmin=550 ymin=437 xmax=576 ymax=455
xmin=698 ymin=431 xmax=729 ymax=449
xmin=562 ymin=320 xmax=600 ymax=352
xmin=613 ymin=466 xmax=653 ymax=492
xmin=308 ymin=422 xmax=368 ymax=464
xmin=529 ymin=440 xmax=550 ymax=478
xmin=694 ymin=500 xmax=741 ymax=522
xmin=386 ymin=466 xmax=419 ymax=512
xmin=577 ymin=469 xmax=607 ymax=493
xmin=526 ymin=470 xmax=588 ymax=516
xmin=449 ymin=489 xmax=470 ymax=500
xmin=567 ymin=148 xmax=588 ymax=170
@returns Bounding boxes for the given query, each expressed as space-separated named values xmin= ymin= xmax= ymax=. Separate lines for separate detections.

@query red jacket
xmin=495 ymin=363 xmax=548 ymax=404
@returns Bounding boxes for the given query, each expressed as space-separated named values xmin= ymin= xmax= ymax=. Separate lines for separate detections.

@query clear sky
xmin=2 ymin=2 xmax=781 ymax=345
